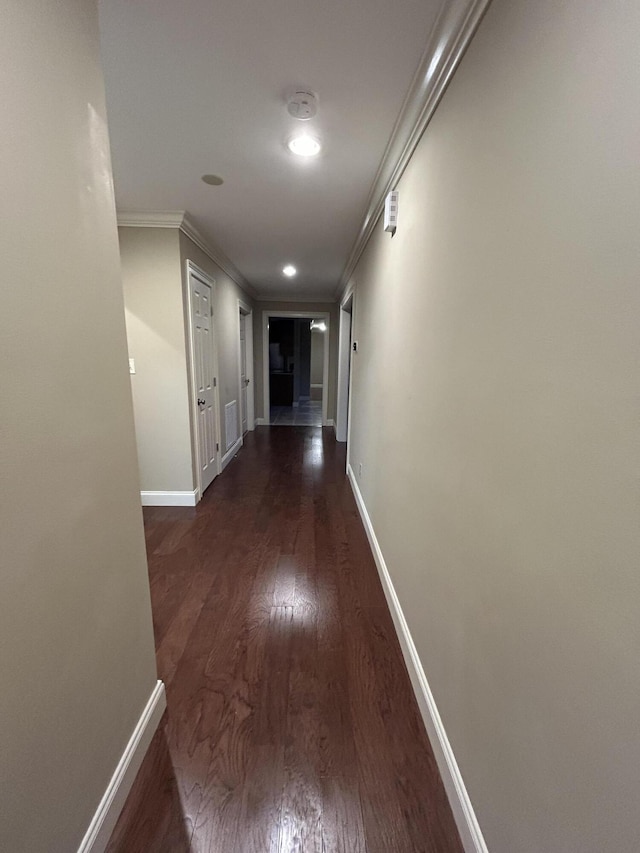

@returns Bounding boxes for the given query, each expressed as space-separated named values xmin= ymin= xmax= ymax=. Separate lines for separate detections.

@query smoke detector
xmin=287 ymin=90 xmax=318 ymax=121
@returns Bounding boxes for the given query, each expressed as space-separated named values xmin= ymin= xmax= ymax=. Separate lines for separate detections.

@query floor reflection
xmin=108 ymin=427 xmax=463 ymax=853
xmin=105 ymin=720 xmax=193 ymax=852
xmin=270 ymin=400 xmax=322 ymax=426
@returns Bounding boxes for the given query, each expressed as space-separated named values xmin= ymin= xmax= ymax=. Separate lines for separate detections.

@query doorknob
xmin=197 ymin=398 xmax=206 ymax=406
xmin=245 ymin=379 xmax=250 ymax=385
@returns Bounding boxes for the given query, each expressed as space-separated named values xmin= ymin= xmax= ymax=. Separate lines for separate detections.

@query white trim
xmin=325 ymin=419 xmax=335 ymax=427
xmin=336 ymin=0 xmax=491 ymax=296
xmin=340 ymin=280 xmax=356 ymax=311
xmin=257 ymin=293 xmax=334 ymax=303
xmin=336 ymin=288 xmax=354 ymax=444
xmin=346 ymin=465 xmax=489 ymax=853
xmin=221 ymin=435 xmax=243 ymax=471
xmin=116 ymin=210 xmax=184 ymax=229
xmin=180 ymin=217 xmax=257 ymax=299
xmin=344 ymin=288 xmax=357 ymax=473
xmin=140 ymin=490 xmax=198 ymax=507
xmin=255 ymin=417 xmax=266 ymax=426
xmin=116 ymin=210 xmax=257 ymax=299
xmin=262 ymin=311 xmax=330 ymax=427
xmin=77 ymin=680 xmax=166 ymax=853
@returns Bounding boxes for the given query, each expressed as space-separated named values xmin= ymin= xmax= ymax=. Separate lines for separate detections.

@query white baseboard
xmin=325 ymin=418 xmax=335 ymax=428
xmin=255 ymin=417 xmax=266 ymax=426
xmin=221 ymin=435 xmax=243 ymax=471
xmin=346 ymin=465 xmax=488 ymax=853
xmin=77 ymin=680 xmax=166 ymax=853
xmin=140 ymin=490 xmax=198 ymax=507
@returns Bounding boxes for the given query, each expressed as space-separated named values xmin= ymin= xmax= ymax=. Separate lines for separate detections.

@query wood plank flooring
xmin=106 ymin=427 xmax=462 ymax=853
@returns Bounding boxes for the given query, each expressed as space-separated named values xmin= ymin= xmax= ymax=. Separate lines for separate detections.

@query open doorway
xmin=262 ymin=311 xmax=330 ymax=426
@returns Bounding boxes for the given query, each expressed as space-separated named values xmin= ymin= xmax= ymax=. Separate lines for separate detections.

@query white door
xmin=239 ymin=311 xmax=248 ymax=434
xmin=190 ymin=271 xmax=218 ymax=494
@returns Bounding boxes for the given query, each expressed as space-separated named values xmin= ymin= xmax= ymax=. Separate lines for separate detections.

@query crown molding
xmin=335 ymin=0 xmax=492 ymax=298
xmin=116 ymin=210 xmax=186 ymax=229
xmin=116 ymin=210 xmax=257 ymax=300
xmin=256 ymin=293 xmax=338 ymax=305
xmin=179 ymin=216 xmax=258 ymax=299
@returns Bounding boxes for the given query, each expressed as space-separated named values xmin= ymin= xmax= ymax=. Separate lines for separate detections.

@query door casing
xmin=238 ymin=300 xmax=255 ymax=433
xmin=262 ymin=310 xmax=330 ymax=425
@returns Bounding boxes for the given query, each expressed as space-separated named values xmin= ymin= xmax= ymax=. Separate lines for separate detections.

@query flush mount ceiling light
xmin=282 ymin=264 xmax=297 ymax=277
xmin=201 ymin=174 xmax=224 ymax=185
xmin=288 ymin=134 xmax=321 ymax=157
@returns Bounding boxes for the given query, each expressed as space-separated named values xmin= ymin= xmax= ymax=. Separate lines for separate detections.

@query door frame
xmin=237 ymin=300 xmax=255 ymax=432
xmin=336 ymin=284 xmax=355 ymax=443
xmin=185 ymin=260 xmax=222 ymax=501
xmin=262 ymin=310 xmax=330 ymax=426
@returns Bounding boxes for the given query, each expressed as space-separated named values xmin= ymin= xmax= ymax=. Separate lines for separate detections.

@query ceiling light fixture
xmin=282 ymin=265 xmax=297 ymax=277
xmin=288 ymin=134 xmax=321 ymax=157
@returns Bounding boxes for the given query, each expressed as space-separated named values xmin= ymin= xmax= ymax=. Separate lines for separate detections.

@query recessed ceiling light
xmin=282 ymin=265 xmax=297 ymax=277
xmin=201 ymin=174 xmax=224 ymax=185
xmin=288 ymin=134 xmax=321 ymax=157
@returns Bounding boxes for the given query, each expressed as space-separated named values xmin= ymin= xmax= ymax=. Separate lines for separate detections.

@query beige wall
xmin=310 ymin=329 xmax=324 ymax=385
xmin=119 ymin=228 xmax=254 ymax=493
xmin=347 ymin=1 xmax=640 ymax=851
xmin=178 ymin=232 xmax=254 ymax=454
xmin=120 ymin=227 xmax=193 ymax=491
xmin=0 ymin=3 xmax=158 ymax=851
xmin=254 ymin=301 xmax=339 ymax=421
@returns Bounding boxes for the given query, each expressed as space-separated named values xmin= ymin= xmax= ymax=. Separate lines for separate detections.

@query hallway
xmin=106 ymin=427 xmax=462 ymax=852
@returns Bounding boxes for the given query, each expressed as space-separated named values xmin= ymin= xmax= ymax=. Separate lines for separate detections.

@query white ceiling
xmin=98 ymin=0 xmax=444 ymax=301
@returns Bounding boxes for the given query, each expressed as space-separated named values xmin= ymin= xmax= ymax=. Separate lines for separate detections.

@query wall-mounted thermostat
xmin=384 ymin=190 xmax=398 ymax=233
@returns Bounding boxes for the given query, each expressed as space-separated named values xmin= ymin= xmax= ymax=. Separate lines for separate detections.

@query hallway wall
xmin=118 ymin=226 xmax=254 ymax=496
xmin=1 ymin=2 xmax=159 ymax=850
xmin=120 ymin=227 xmax=193 ymax=492
xmin=253 ymin=301 xmax=338 ymax=422
xmin=346 ymin=1 xmax=640 ymax=851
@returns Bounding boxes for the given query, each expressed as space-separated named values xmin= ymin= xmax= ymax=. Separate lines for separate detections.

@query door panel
xmin=239 ymin=311 xmax=248 ymax=434
xmin=190 ymin=272 xmax=217 ymax=493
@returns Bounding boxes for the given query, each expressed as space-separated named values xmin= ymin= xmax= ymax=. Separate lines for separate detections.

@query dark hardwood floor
xmin=106 ymin=427 xmax=462 ymax=853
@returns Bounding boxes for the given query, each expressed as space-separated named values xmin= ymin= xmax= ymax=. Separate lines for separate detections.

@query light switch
xmin=129 ymin=358 xmax=136 ymax=374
